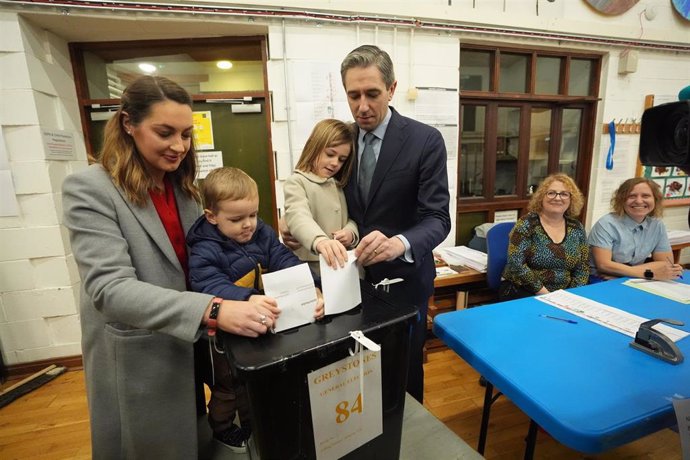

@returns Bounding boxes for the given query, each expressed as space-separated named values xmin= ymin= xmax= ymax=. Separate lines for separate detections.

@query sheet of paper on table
xmin=435 ymin=265 xmax=458 ymax=277
xmin=623 ymin=278 xmax=690 ymax=304
xmin=319 ymin=250 xmax=361 ymax=316
xmin=262 ymin=263 xmax=317 ymax=332
xmin=537 ymin=289 xmax=689 ymax=342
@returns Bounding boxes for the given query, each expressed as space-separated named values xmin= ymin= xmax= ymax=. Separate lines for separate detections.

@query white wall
xmin=0 ymin=13 xmax=88 ymax=365
xmin=0 ymin=0 xmax=688 ymax=364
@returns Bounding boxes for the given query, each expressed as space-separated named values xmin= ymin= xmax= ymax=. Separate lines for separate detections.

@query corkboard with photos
xmin=641 ymin=165 xmax=690 ymax=206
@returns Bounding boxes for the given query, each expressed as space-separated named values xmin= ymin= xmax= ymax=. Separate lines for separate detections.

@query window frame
xmin=457 ymin=43 xmax=601 ymax=237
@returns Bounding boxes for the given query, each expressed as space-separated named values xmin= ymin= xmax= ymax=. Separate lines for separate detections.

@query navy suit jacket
xmin=345 ymin=107 xmax=451 ymax=304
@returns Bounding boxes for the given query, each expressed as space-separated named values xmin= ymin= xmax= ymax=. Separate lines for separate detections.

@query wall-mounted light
xmin=138 ymin=63 xmax=157 ymax=74
xmin=217 ymin=60 xmax=233 ymax=70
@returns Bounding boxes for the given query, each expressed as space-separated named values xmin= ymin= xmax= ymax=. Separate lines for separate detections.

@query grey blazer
xmin=62 ymin=165 xmax=212 ymax=459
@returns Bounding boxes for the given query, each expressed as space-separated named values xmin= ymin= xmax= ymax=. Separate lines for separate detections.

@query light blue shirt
xmin=356 ymin=108 xmax=413 ymax=262
xmin=588 ymin=212 xmax=671 ymax=272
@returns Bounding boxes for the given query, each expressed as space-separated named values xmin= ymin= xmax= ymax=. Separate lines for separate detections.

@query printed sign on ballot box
xmin=307 ymin=349 xmax=382 ymax=460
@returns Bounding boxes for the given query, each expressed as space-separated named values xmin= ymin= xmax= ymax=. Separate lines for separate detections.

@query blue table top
xmin=433 ymin=276 xmax=690 ymax=454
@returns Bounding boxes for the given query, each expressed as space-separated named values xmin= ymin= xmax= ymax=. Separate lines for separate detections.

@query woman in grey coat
xmin=62 ymin=76 xmax=279 ymax=459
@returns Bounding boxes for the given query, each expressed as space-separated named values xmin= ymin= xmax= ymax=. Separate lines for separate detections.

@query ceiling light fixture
xmin=138 ymin=63 xmax=157 ymax=74
xmin=217 ymin=60 xmax=233 ymax=70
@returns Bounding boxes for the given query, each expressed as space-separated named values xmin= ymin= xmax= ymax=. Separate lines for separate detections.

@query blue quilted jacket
xmin=187 ymin=216 xmax=314 ymax=300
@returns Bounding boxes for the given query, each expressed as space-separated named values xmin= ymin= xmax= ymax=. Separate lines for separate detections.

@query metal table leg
xmin=477 ymin=380 xmax=502 ymax=454
xmin=523 ymin=419 xmax=538 ymax=460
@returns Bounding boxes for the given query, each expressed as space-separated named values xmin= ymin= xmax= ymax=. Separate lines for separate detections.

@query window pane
xmin=460 ymin=105 xmax=486 ymax=197
xmin=528 ymin=108 xmax=552 ymax=193
xmin=559 ymin=109 xmax=582 ymax=178
xmin=83 ymin=44 xmax=264 ymax=98
xmin=495 ymin=107 xmax=520 ymax=196
xmin=536 ymin=56 xmax=562 ymax=95
xmin=569 ymin=59 xmax=594 ymax=96
xmin=499 ymin=53 xmax=528 ymax=93
xmin=460 ymin=50 xmax=491 ymax=91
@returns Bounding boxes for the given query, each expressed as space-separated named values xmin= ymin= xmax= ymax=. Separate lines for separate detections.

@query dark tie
xmin=358 ymin=132 xmax=376 ymax=201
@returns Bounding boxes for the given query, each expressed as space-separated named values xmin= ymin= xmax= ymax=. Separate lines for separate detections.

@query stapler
xmin=629 ymin=318 xmax=685 ymax=364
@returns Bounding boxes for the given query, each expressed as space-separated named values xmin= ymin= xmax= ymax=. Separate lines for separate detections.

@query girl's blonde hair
xmin=295 ymin=119 xmax=355 ymax=187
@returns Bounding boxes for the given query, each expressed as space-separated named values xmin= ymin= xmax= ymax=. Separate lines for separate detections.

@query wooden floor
xmin=0 ymin=349 xmax=681 ymax=459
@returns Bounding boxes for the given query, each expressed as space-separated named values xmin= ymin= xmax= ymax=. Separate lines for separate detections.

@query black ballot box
xmin=222 ymin=281 xmax=417 ymax=460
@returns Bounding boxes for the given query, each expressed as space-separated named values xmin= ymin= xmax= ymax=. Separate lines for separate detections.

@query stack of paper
xmin=667 ymin=230 xmax=690 ymax=245
xmin=623 ymin=278 xmax=690 ymax=304
xmin=435 ymin=246 xmax=487 ymax=272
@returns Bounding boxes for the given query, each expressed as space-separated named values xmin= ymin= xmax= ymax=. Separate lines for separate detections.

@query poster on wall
xmin=193 ymin=111 xmax=215 ymax=150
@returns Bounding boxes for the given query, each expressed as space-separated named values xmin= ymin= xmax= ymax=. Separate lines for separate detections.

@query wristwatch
xmin=644 ymin=269 xmax=654 ymax=280
xmin=207 ymin=297 xmax=223 ymax=337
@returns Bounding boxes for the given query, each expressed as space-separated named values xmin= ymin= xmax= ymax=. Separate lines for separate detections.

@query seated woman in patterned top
xmin=500 ymin=173 xmax=589 ymax=301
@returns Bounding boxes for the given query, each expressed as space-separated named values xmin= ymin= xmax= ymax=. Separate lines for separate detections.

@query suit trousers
xmin=382 ymin=282 xmax=429 ymax=404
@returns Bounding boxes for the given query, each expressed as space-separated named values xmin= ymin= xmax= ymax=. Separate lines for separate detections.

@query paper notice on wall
xmin=308 ymin=349 xmax=382 ymax=460
xmin=436 ymin=124 xmax=458 ymax=161
xmin=596 ymin=135 xmax=639 ymax=207
xmin=193 ymin=111 xmax=215 ymax=150
xmin=195 ymin=151 xmax=223 ymax=179
xmin=494 ymin=210 xmax=518 ymax=223
xmin=42 ymin=129 xmax=76 ymax=160
xmin=414 ymin=87 xmax=458 ymax=125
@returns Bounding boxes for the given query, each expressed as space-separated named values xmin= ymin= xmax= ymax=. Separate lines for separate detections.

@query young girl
xmin=284 ymin=119 xmax=359 ymax=275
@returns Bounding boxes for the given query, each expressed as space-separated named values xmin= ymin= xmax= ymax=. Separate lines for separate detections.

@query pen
xmin=539 ymin=314 xmax=577 ymax=324
xmin=666 ymin=257 xmax=683 ymax=279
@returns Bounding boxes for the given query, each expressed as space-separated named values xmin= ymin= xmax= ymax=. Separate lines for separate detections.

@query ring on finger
xmin=259 ymin=314 xmax=267 ymax=326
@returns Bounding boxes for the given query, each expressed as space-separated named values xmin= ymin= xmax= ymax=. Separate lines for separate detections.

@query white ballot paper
xmin=537 ymin=290 xmax=689 ymax=342
xmin=262 ymin=263 xmax=317 ymax=332
xmin=320 ymin=250 xmax=362 ymax=315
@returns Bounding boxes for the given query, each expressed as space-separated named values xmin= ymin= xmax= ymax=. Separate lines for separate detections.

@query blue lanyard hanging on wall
xmin=606 ymin=120 xmax=616 ymax=170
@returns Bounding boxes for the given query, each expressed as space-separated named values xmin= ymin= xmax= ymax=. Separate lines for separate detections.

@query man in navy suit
xmin=341 ymin=45 xmax=451 ymax=402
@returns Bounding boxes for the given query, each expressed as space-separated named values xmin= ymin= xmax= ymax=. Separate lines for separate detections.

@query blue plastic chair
xmin=486 ymin=222 xmax=515 ymax=291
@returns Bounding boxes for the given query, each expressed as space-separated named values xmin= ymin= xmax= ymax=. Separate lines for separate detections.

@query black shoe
xmin=213 ymin=424 xmax=252 ymax=453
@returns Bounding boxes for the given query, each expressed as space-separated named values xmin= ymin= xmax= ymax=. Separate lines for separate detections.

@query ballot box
xmin=222 ymin=281 xmax=417 ymax=460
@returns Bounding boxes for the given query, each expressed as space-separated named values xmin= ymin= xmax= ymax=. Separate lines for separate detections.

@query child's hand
xmin=314 ymin=288 xmax=325 ymax=320
xmin=332 ymin=229 xmax=354 ymax=248
xmin=316 ymin=239 xmax=348 ymax=269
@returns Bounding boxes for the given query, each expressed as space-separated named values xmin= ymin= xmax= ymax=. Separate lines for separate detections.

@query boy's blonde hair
xmin=202 ymin=167 xmax=258 ymax=212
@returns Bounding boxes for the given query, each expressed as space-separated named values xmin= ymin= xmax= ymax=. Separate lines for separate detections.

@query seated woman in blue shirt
xmin=589 ymin=177 xmax=684 ymax=281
